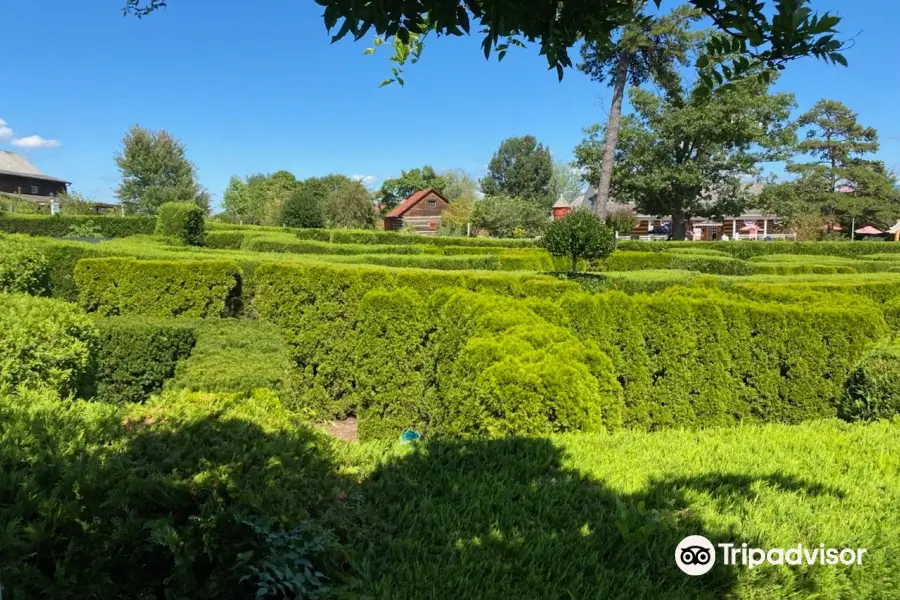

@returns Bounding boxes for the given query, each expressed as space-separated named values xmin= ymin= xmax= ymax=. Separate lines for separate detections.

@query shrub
xmin=0 ymin=214 xmax=155 ymax=238
xmin=0 ymin=293 xmax=97 ymax=396
xmin=245 ymin=236 xmax=425 ymax=256
xmin=281 ymin=186 xmax=325 ymax=228
xmin=842 ymin=342 xmax=900 ymax=421
xmin=356 ymin=254 xmax=500 ymax=270
xmin=603 ymin=251 xmax=674 ymax=271
xmin=669 ymin=254 xmax=754 ymax=275
xmin=85 ymin=317 xmax=196 ymax=403
xmin=497 ymin=249 xmax=554 ymax=271
xmin=295 ymin=227 xmax=537 ymax=248
xmin=0 ymin=235 xmax=49 ymax=294
xmin=75 ymin=258 xmax=241 ymax=317
xmin=541 ymin=209 xmax=616 ymax=272
xmin=294 ymin=228 xmax=334 ymax=242
xmin=0 ymin=389 xmax=345 ymax=599
xmin=618 ymin=240 xmax=900 ymax=260
xmin=155 ymin=202 xmax=206 ymax=246
xmin=165 ymin=319 xmax=294 ymax=397
xmin=205 ymin=231 xmax=249 ymax=249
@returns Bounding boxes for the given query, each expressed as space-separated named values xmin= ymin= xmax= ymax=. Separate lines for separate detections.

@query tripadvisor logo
xmin=675 ymin=535 xmax=868 ymax=576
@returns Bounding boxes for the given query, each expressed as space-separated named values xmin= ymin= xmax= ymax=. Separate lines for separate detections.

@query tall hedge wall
xmin=0 ymin=214 xmax=155 ymax=238
xmin=75 ymin=258 xmax=242 ymax=317
xmin=618 ymin=240 xmax=900 ymax=259
xmin=253 ymin=261 xmax=887 ymax=440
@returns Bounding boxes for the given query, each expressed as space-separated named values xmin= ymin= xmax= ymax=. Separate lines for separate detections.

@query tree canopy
xmin=481 ymin=135 xmax=554 ymax=208
xmin=377 ymin=166 xmax=446 ymax=211
xmin=114 ymin=125 xmax=209 ymax=215
xmin=541 ymin=209 xmax=616 ymax=273
xmin=123 ymin=1 xmax=845 ymax=93
xmin=588 ymin=71 xmax=795 ymax=239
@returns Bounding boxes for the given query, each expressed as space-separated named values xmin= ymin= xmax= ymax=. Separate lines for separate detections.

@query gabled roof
xmin=0 ymin=151 xmax=69 ymax=184
xmin=385 ymin=188 xmax=449 ymax=218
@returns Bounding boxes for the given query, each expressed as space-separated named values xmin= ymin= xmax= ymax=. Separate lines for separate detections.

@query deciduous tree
xmin=481 ymin=136 xmax=554 ymax=209
xmin=114 ymin=125 xmax=209 ymax=215
xmin=541 ymin=209 xmax=616 ymax=273
xmin=325 ymin=180 xmax=376 ymax=229
xmin=473 ymin=194 xmax=547 ymax=238
xmin=377 ymin=166 xmax=446 ymax=211
xmin=600 ymin=71 xmax=795 ymax=240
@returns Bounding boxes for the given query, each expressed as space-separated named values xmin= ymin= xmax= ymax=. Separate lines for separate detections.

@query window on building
xmin=427 ymin=199 xmax=437 ymax=209
xmin=30 ymin=185 xmax=39 ymax=194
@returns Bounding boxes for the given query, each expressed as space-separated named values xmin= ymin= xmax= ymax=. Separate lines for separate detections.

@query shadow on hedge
xmin=1 ymin=407 xmax=355 ymax=600
xmin=347 ymin=437 xmax=845 ymax=600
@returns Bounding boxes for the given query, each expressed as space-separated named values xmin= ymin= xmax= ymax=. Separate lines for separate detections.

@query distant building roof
xmin=0 ymin=150 xmax=70 ymax=184
xmin=385 ymin=188 xmax=449 ymax=218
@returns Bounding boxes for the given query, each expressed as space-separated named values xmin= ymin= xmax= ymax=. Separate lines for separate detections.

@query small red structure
xmin=383 ymin=188 xmax=451 ymax=235
xmin=552 ymin=198 xmax=571 ymax=220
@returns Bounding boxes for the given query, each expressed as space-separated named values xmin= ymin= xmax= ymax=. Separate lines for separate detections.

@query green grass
xmin=337 ymin=419 xmax=900 ymax=599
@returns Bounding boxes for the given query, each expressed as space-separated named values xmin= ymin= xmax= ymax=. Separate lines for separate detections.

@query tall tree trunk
xmin=671 ymin=211 xmax=686 ymax=241
xmin=594 ymin=51 xmax=630 ymax=220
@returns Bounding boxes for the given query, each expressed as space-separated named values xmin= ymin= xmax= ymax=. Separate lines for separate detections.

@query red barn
xmin=383 ymin=188 xmax=450 ymax=235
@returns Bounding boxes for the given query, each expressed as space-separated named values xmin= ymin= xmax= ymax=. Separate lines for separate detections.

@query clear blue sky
xmin=2 ymin=0 xmax=898 ymax=210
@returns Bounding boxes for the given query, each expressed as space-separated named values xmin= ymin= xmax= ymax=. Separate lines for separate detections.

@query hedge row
xmin=0 ymin=214 xmax=155 ymax=238
xmin=0 ymin=235 xmax=50 ymax=294
xmin=0 ymin=389 xmax=342 ymax=599
xmin=245 ymin=236 xmax=429 ymax=256
xmin=602 ymin=251 xmax=754 ymax=275
xmin=843 ymin=341 xmax=900 ymax=421
xmin=295 ymin=227 xmax=538 ymax=248
xmin=253 ymin=261 xmax=887 ymax=439
xmin=618 ymin=239 xmax=900 ymax=259
xmin=355 ymin=254 xmax=501 ymax=270
xmin=75 ymin=258 xmax=241 ymax=318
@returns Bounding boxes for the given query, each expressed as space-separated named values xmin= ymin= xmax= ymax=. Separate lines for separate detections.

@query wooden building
xmin=0 ymin=151 xmax=69 ymax=209
xmin=383 ymin=188 xmax=450 ymax=235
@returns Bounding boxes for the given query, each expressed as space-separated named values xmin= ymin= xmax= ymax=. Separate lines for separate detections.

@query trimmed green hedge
xmin=842 ymin=341 xmax=900 ymax=421
xmin=165 ymin=319 xmax=294 ymax=397
xmin=156 ymin=202 xmax=205 ymax=246
xmin=0 ymin=214 xmax=155 ymax=238
xmin=603 ymin=251 xmax=753 ymax=275
xmin=86 ymin=317 xmax=196 ymax=403
xmin=0 ymin=235 xmax=49 ymax=294
xmin=205 ymin=230 xmax=249 ymax=249
xmin=295 ymin=228 xmax=537 ymax=248
xmin=0 ymin=389 xmax=342 ymax=599
xmin=75 ymin=258 xmax=241 ymax=317
xmin=245 ymin=236 xmax=427 ymax=256
xmin=0 ymin=293 xmax=97 ymax=396
xmin=618 ymin=240 xmax=900 ymax=259
xmin=498 ymin=249 xmax=554 ymax=271
xmin=355 ymin=254 xmax=500 ymax=270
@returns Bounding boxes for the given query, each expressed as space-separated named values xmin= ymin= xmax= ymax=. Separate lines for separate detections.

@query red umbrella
xmin=855 ymin=225 xmax=883 ymax=235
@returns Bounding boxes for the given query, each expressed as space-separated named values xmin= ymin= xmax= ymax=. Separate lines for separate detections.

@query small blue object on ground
xmin=400 ymin=429 xmax=421 ymax=443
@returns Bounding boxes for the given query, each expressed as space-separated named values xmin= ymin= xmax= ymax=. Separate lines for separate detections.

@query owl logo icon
xmin=675 ymin=535 xmax=716 ymax=576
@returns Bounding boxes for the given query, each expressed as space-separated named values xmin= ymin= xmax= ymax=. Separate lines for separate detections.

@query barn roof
xmin=0 ymin=151 xmax=70 ymax=183
xmin=385 ymin=188 xmax=449 ymax=218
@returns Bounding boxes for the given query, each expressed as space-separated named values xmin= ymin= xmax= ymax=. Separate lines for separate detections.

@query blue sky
xmin=2 ymin=0 xmax=898 ymax=210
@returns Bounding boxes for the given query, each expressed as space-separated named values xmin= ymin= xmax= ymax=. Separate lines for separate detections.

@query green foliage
xmin=473 ymin=194 xmax=548 ymax=238
xmin=59 ymin=190 xmax=102 ymax=216
xmin=0 ymin=235 xmax=49 ymax=294
xmin=205 ymin=230 xmax=251 ymax=249
xmin=155 ymin=201 xmax=206 ymax=246
xmin=561 ymin=288 xmax=886 ymax=430
xmin=601 ymin=72 xmax=795 ymax=238
xmin=281 ymin=183 xmax=326 ymax=228
xmin=481 ymin=136 xmax=554 ymax=208
xmin=0 ymin=214 xmax=155 ymax=237
xmin=617 ymin=239 xmax=900 ymax=259
xmin=75 ymin=258 xmax=241 ymax=317
xmin=497 ymin=249 xmax=554 ymax=271
xmin=377 ymin=165 xmax=446 ymax=211
xmin=0 ymin=389 xmax=344 ymax=599
xmin=324 ymin=180 xmax=376 ymax=229
xmin=0 ymin=293 xmax=97 ymax=396
xmin=86 ymin=317 xmax=196 ymax=403
xmin=355 ymin=253 xmax=500 ymax=271
xmin=65 ymin=219 xmax=104 ymax=238
xmin=842 ymin=342 xmax=900 ymax=422
xmin=165 ymin=319 xmax=294 ymax=397
xmin=541 ymin=209 xmax=616 ymax=272
xmin=246 ymin=236 xmax=425 ymax=255
xmin=114 ymin=124 xmax=209 ymax=214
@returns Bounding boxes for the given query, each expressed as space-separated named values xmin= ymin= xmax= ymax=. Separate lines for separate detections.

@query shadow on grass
xmin=347 ymin=437 xmax=845 ymax=600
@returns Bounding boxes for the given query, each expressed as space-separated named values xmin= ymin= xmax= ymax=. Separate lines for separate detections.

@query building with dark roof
xmin=0 ymin=151 xmax=70 ymax=204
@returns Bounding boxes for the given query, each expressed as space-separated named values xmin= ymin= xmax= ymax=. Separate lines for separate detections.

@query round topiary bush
xmin=155 ymin=202 xmax=206 ymax=246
